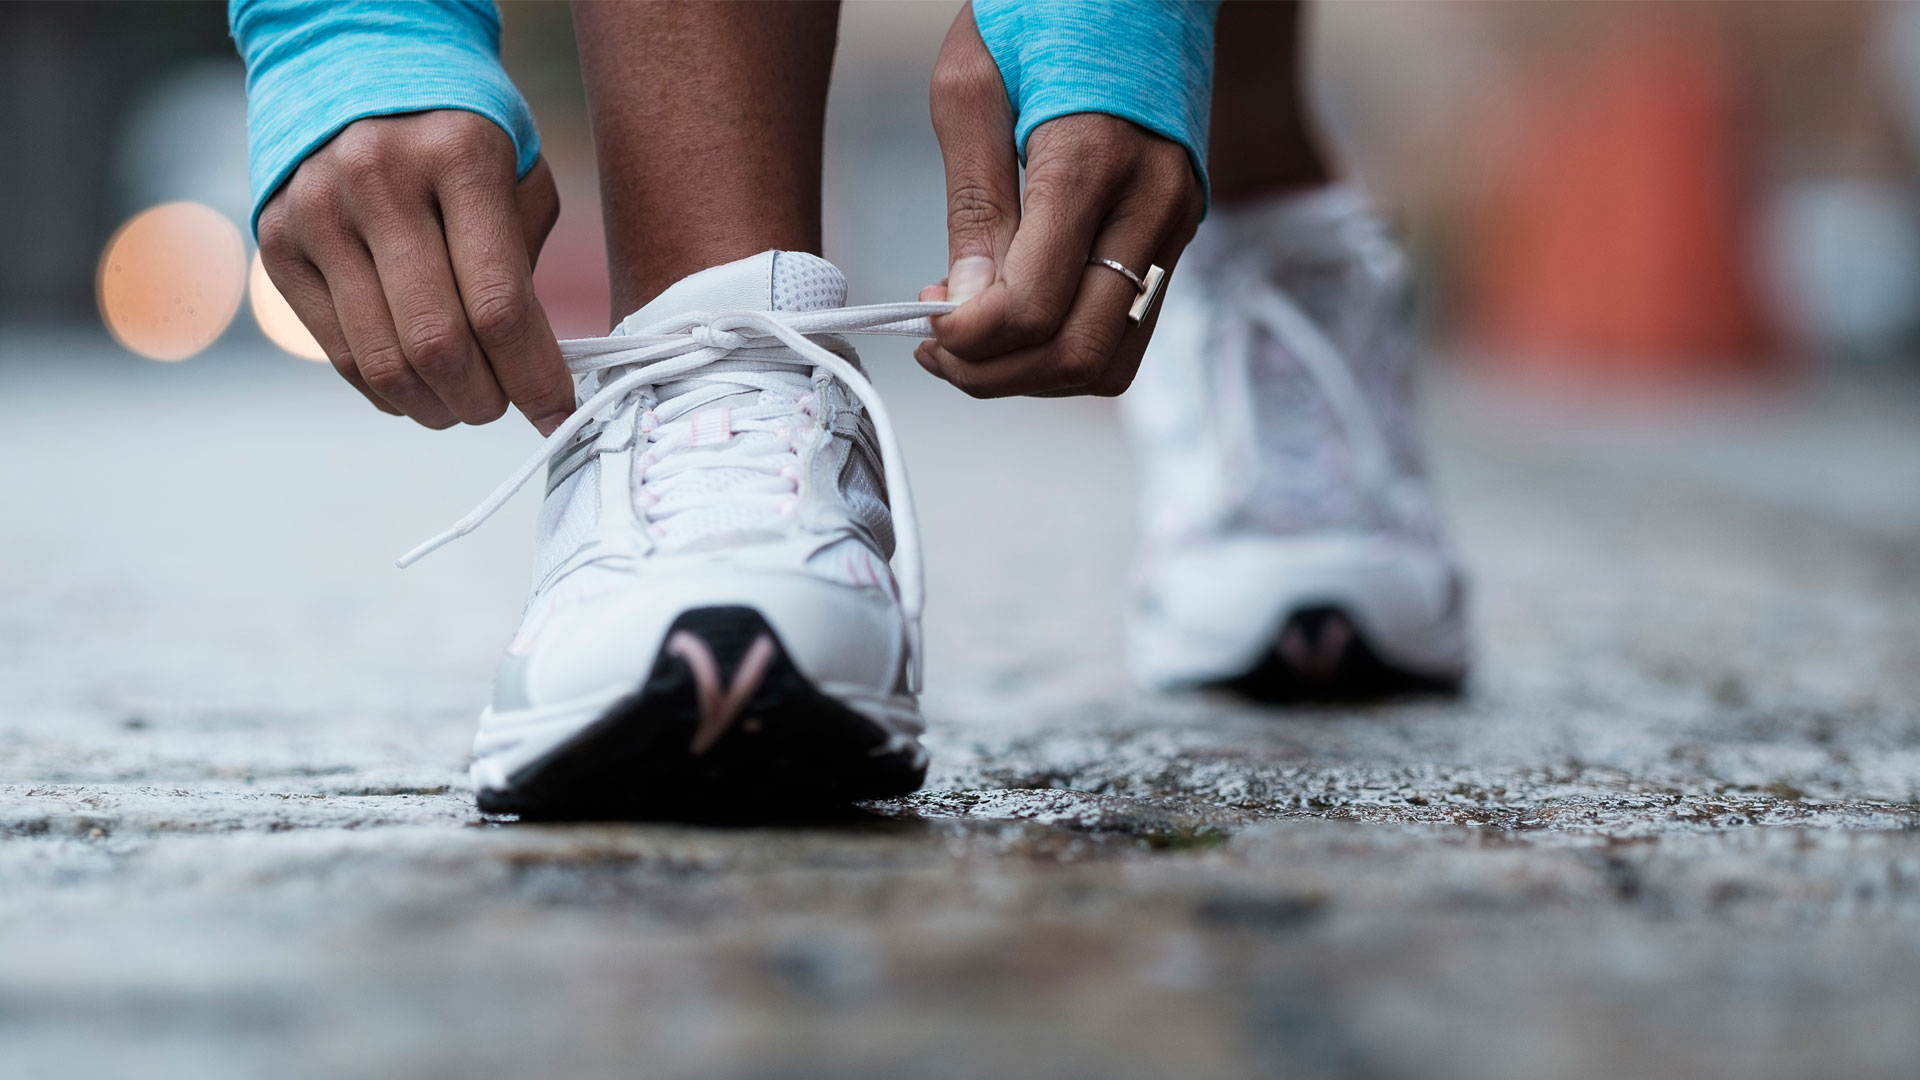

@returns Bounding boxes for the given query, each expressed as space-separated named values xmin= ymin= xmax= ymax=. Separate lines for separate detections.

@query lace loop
xmin=691 ymin=325 xmax=749 ymax=351
xmin=395 ymin=303 xmax=956 ymax=650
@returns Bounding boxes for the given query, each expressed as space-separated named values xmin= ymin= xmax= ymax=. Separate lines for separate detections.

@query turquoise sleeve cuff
xmin=972 ymin=0 xmax=1219 ymax=206
xmin=230 ymin=0 xmax=541 ymax=236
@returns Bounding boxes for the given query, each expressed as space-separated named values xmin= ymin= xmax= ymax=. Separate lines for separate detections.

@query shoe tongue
xmin=612 ymin=250 xmax=847 ymax=335
xmin=605 ymin=253 xmax=850 ymax=553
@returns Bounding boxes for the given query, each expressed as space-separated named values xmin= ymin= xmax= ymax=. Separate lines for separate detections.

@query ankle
xmin=1207 ymin=123 xmax=1333 ymax=206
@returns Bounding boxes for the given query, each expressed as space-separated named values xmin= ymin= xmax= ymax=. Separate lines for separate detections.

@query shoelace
xmin=397 ymin=301 xmax=955 ymax=638
xmin=1217 ymin=228 xmax=1400 ymax=518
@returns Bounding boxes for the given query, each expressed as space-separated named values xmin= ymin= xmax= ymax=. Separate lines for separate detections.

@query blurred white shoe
xmin=1121 ymin=186 xmax=1470 ymax=698
xmin=404 ymin=251 xmax=942 ymax=815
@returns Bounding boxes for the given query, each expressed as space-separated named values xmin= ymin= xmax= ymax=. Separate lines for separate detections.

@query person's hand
xmin=256 ymin=110 xmax=573 ymax=433
xmin=916 ymin=4 xmax=1205 ymax=398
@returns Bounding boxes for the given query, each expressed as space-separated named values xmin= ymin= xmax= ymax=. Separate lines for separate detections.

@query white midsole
xmin=1130 ymin=532 xmax=1471 ymax=688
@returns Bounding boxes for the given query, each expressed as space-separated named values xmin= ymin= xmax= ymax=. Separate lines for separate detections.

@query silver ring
xmin=1087 ymin=257 xmax=1167 ymax=325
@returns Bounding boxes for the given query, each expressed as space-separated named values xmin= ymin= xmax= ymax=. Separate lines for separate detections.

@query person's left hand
xmin=916 ymin=3 xmax=1205 ymax=398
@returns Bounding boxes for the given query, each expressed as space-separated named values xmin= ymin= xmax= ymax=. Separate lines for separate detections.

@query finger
xmin=314 ymin=243 xmax=457 ymax=428
xmin=930 ymin=120 xmax=1120 ymax=363
xmin=515 ymin=157 xmax=562 ymax=269
xmin=916 ymin=263 xmax=1130 ymax=397
xmin=439 ymin=162 xmax=574 ymax=436
xmin=359 ymin=209 xmax=509 ymax=425
xmin=930 ymin=3 xmax=1021 ymax=307
xmin=918 ymin=201 xmax=1165 ymax=398
xmin=260 ymin=248 xmax=400 ymax=414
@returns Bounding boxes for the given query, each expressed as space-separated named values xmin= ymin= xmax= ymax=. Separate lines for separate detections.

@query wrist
xmin=970 ymin=0 xmax=1219 ymax=210
xmin=232 ymin=0 xmax=541 ymax=236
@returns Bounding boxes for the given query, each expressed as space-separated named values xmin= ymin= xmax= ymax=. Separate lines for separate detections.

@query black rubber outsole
xmin=477 ymin=606 xmax=927 ymax=821
xmin=1212 ymin=605 xmax=1463 ymax=704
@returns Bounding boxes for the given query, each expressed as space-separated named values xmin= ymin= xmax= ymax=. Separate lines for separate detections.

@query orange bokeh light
xmin=96 ymin=202 xmax=246 ymax=361
xmin=248 ymin=250 xmax=328 ymax=362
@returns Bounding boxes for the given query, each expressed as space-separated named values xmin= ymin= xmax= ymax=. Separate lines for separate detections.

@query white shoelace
xmin=1231 ymin=280 xmax=1395 ymax=504
xmin=1213 ymin=223 xmax=1401 ymax=521
xmin=397 ymin=302 xmax=955 ymax=640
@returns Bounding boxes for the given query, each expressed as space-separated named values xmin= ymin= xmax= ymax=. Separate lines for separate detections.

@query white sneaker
xmin=401 ymin=251 xmax=947 ymax=815
xmin=1121 ymin=186 xmax=1470 ymax=698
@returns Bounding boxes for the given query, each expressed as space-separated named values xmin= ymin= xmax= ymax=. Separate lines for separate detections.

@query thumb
xmin=930 ymin=3 xmax=1020 ymax=306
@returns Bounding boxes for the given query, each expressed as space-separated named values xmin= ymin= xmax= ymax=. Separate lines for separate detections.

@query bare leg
xmin=571 ymin=1 xmax=840 ymax=323
xmin=1208 ymin=0 xmax=1332 ymax=204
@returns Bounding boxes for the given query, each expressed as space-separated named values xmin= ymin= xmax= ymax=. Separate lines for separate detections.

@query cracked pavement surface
xmin=3 ymin=319 xmax=1917 ymax=1078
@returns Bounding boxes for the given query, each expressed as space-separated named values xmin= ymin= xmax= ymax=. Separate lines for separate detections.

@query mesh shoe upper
xmin=468 ymin=251 xmax=923 ymax=710
xmin=1123 ymin=185 xmax=1445 ymax=548
xmin=528 ymin=251 xmax=894 ymax=597
xmin=1121 ymin=186 xmax=1470 ymax=686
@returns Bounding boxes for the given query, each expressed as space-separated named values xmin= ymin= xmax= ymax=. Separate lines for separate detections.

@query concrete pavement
xmin=1 ymin=321 xmax=1917 ymax=1077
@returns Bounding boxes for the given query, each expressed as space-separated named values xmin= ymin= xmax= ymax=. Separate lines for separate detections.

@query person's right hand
xmin=256 ymin=110 xmax=573 ymax=434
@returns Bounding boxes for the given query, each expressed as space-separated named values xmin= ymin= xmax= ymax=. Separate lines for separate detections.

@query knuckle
xmin=948 ymin=365 xmax=994 ymax=400
xmin=1175 ymin=204 xmax=1204 ymax=246
xmin=256 ymin=196 xmax=291 ymax=237
xmin=927 ymin=350 xmax=983 ymax=397
xmin=466 ymin=285 xmax=529 ymax=344
xmin=359 ymin=350 xmax=416 ymax=395
xmin=256 ymin=217 xmax=298 ymax=266
xmin=402 ymin=321 xmax=470 ymax=377
xmin=1153 ymin=159 xmax=1202 ymax=205
xmin=929 ymin=54 xmax=996 ymax=108
xmin=334 ymin=132 xmax=398 ymax=189
xmin=284 ymin=171 xmax=339 ymax=220
xmin=1030 ymin=118 xmax=1105 ymax=162
xmin=1020 ymin=156 xmax=1073 ymax=197
xmin=1021 ymin=163 xmax=1098 ymax=215
xmin=1055 ymin=335 xmax=1111 ymax=387
xmin=467 ymin=394 xmax=510 ymax=424
xmin=1003 ymin=295 xmax=1064 ymax=346
xmin=928 ymin=59 xmax=967 ymax=103
xmin=428 ymin=115 xmax=508 ymax=180
xmin=945 ymin=180 xmax=1010 ymax=237
xmin=1091 ymin=365 xmax=1139 ymax=398
xmin=533 ymin=190 xmax=560 ymax=237
xmin=428 ymin=128 xmax=490 ymax=173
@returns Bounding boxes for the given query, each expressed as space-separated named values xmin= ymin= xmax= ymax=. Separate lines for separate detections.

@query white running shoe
xmin=1121 ymin=186 xmax=1470 ymax=699
xmin=401 ymin=251 xmax=948 ymax=815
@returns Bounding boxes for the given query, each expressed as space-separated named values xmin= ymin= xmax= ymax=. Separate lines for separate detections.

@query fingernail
xmin=946 ymin=256 xmax=995 ymax=305
xmin=532 ymin=411 xmax=570 ymax=437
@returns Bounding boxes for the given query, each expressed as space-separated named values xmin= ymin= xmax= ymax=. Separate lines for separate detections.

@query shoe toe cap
xmin=500 ymin=570 xmax=907 ymax=709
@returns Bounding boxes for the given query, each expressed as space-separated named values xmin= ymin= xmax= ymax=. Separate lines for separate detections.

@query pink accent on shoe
xmin=1277 ymin=614 xmax=1353 ymax=680
xmin=687 ymin=407 xmax=732 ymax=448
xmin=667 ymin=630 xmax=778 ymax=755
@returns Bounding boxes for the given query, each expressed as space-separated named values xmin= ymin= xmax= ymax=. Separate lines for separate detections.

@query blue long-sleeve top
xmin=230 ymin=0 xmax=1218 ymax=236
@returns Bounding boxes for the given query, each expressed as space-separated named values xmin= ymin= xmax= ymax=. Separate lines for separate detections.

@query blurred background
xmin=1 ymin=0 xmax=1916 ymax=716
xmin=11 ymin=1 xmax=1920 ymax=375
xmin=0 ymin=0 xmax=1917 ymax=700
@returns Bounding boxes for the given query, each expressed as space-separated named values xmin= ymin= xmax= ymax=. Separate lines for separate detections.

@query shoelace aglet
xmin=395 ymin=535 xmax=454 ymax=569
